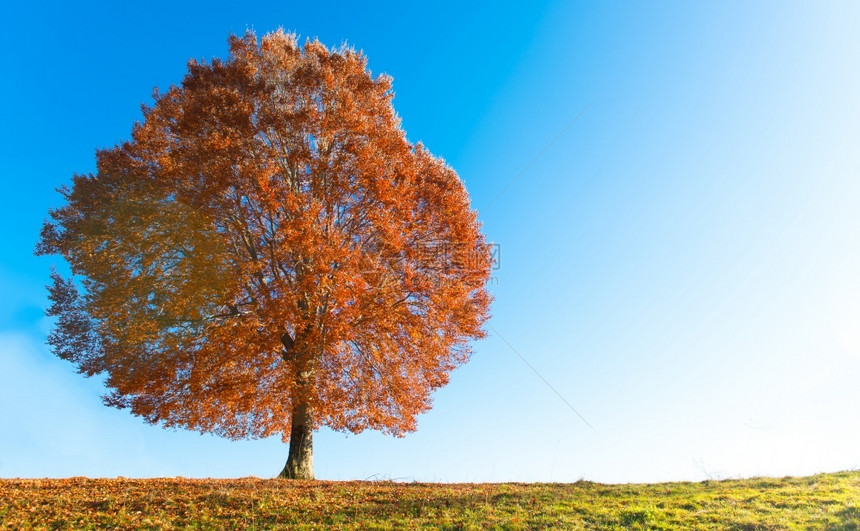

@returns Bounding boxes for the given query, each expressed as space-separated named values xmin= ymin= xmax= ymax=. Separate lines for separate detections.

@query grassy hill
xmin=1 ymin=471 xmax=858 ymax=529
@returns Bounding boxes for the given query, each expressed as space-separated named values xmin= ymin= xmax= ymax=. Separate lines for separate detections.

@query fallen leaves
xmin=1 ymin=472 xmax=858 ymax=529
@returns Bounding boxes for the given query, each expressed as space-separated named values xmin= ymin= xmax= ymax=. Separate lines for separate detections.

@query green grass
xmin=1 ymin=471 xmax=859 ymax=529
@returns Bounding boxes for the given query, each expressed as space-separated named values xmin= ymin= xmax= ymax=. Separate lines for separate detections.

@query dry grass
xmin=1 ymin=471 xmax=859 ymax=529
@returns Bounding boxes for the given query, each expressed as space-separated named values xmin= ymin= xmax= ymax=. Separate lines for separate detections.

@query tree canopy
xmin=36 ymin=30 xmax=493 ymax=478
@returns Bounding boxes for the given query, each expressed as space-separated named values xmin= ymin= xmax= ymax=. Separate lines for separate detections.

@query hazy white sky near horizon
xmin=2 ymin=1 xmax=860 ymax=482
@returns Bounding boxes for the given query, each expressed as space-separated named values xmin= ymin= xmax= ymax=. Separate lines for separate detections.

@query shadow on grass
xmin=830 ymin=505 xmax=860 ymax=531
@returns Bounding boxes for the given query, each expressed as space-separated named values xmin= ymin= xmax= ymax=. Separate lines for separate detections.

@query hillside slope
xmin=1 ymin=471 xmax=858 ymax=529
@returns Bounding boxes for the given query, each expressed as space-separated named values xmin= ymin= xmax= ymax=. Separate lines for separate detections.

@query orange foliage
xmin=36 ymin=31 xmax=492 ymax=442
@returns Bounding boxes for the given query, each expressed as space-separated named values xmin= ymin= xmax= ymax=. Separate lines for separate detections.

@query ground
xmin=1 ymin=471 xmax=858 ymax=529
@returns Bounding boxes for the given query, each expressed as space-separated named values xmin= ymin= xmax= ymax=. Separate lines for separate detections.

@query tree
xmin=35 ymin=30 xmax=493 ymax=479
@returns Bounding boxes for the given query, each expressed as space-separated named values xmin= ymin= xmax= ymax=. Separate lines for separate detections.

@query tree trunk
xmin=278 ymin=399 xmax=314 ymax=479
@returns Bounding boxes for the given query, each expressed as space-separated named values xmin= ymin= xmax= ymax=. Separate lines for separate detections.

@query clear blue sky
xmin=2 ymin=1 xmax=860 ymax=483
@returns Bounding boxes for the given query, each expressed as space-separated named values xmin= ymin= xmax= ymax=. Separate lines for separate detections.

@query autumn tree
xmin=36 ymin=30 xmax=493 ymax=479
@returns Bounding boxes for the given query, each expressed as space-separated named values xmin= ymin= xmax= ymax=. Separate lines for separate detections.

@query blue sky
xmin=2 ymin=1 xmax=860 ymax=482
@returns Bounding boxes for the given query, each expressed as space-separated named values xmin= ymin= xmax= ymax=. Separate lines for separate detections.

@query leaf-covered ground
xmin=1 ymin=471 xmax=859 ymax=529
